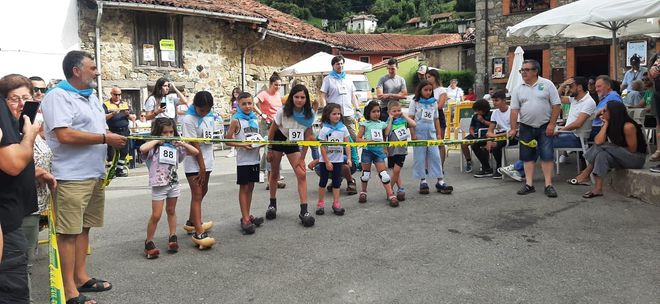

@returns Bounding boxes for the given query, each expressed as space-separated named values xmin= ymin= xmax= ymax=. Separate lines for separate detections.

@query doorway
xmin=524 ymin=49 xmax=544 ymax=76
xmin=575 ymin=45 xmax=610 ymax=79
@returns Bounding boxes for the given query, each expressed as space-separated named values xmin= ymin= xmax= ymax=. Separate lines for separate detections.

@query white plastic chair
xmin=213 ymin=120 xmax=226 ymax=150
xmin=627 ymin=108 xmax=645 ymax=125
xmin=458 ymin=118 xmax=472 ymax=172
xmin=554 ymin=116 xmax=593 ymax=175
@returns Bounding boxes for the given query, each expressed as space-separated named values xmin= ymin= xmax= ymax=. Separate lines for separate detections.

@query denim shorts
xmin=519 ymin=123 xmax=554 ymax=162
xmin=361 ymin=148 xmax=386 ymax=164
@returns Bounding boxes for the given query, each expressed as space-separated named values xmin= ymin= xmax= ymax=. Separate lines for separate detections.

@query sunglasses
xmin=642 ymin=78 xmax=650 ymax=82
xmin=33 ymin=87 xmax=47 ymax=94
xmin=112 ymin=93 xmax=122 ymax=96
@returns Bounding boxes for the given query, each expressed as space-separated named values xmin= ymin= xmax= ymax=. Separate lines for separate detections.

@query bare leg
xmin=361 ymin=163 xmax=371 ymax=193
xmin=375 ymin=162 xmax=395 ymax=197
xmin=239 ymin=183 xmax=255 ymax=222
xmin=58 ymin=234 xmax=79 ymax=301
xmin=286 ymin=152 xmax=307 ymax=204
xmin=147 ymin=200 xmax=164 ymax=241
xmin=592 ymin=176 xmax=604 ymax=194
xmin=186 ymin=174 xmax=205 ymax=233
xmin=391 ymin=164 xmax=403 ymax=189
xmin=541 ymin=160 xmax=554 ymax=186
xmin=165 ymin=197 xmax=177 ymax=236
xmin=524 ymin=161 xmax=535 ymax=186
xmin=575 ymin=164 xmax=594 ymax=181
xmin=269 ymin=152 xmax=283 ymax=199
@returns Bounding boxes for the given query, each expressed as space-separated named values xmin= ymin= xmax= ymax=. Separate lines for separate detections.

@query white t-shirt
xmin=566 ymin=94 xmax=596 ymax=134
xmin=234 ymin=119 xmax=260 ymax=166
xmin=318 ymin=125 xmax=350 ymax=163
xmin=445 ymin=86 xmax=464 ymax=101
xmin=144 ymin=94 xmax=180 ymax=119
xmin=274 ymin=109 xmax=310 ymax=140
xmin=321 ymin=75 xmax=357 ymax=117
xmin=182 ymin=114 xmax=215 ymax=173
xmin=490 ymin=107 xmax=513 ymax=133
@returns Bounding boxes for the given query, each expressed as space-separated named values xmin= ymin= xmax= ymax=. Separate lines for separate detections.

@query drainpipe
xmin=242 ymin=27 xmax=268 ymax=92
xmin=483 ymin=0 xmax=489 ymax=95
xmin=95 ymin=1 xmax=104 ymax=99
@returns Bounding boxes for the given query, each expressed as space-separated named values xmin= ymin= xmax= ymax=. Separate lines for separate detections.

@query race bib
xmin=245 ymin=133 xmax=264 ymax=148
xmin=394 ymin=127 xmax=410 ymax=140
xmin=159 ymin=145 xmax=177 ymax=165
xmin=338 ymin=84 xmax=348 ymax=95
xmin=370 ymin=129 xmax=384 ymax=141
xmin=288 ymin=128 xmax=304 ymax=142
xmin=327 ymin=132 xmax=343 ymax=154
xmin=421 ymin=108 xmax=434 ymax=121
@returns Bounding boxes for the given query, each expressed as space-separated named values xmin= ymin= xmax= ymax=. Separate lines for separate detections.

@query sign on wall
xmin=143 ymin=44 xmax=154 ymax=61
xmin=626 ymin=41 xmax=647 ymax=66
xmin=159 ymin=39 xmax=176 ymax=62
xmin=492 ymin=57 xmax=506 ymax=78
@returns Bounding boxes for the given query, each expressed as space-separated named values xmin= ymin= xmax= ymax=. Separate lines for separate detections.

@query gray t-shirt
xmin=510 ymin=76 xmax=561 ymax=128
xmin=377 ymin=75 xmax=407 ymax=107
xmin=41 ymin=88 xmax=108 ymax=180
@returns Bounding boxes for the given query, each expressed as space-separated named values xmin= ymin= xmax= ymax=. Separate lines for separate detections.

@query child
xmin=140 ymin=118 xmax=199 ymax=259
xmin=266 ymin=84 xmax=315 ymax=227
xmin=384 ymin=100 xmax=416 ymax=201
xmin=225 ymin=92 xmax=265 ymax=234
xmin=460 ymin=99 xmax=493 ymax=174
xmin=357 ymin=101 xmax=398 ymax=207
xmin=316 ymin=104 xmax=351 ymax=216
xmin=182 ymin=91 xmax=216 ymax=248
xmin=411 ymin=80 xmax=453 ymax=195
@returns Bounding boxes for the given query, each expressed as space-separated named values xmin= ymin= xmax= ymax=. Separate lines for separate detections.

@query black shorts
xmin=237 ymin=164 xmax=260 ymax=185
xmin=271 ymin=129 xmax=300 ymax=154
xmin=438 ymin=109 xmax=447 ymax=129
xmin=185 ymin=171 xmax=212 ymax=177
xmin=387 ymin=154 xmax=406 ymax=169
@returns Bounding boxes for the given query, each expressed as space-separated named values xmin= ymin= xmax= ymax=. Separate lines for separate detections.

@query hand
xmin=243 ymin=144 xmax=254 ymax=150
xmin=260 ymin=113 xmax=268 ymax=120
xmin=346 ymin=160 xmax=352 ymax=169
xmin=194 ymin=172 xmax=207 ymax=187
xmin=326 ymin=162 xmax=333 ymax=171
xmin=267 ymin=150 xmax=273 ymax=162
xmin=546 ymin=123 xmax=556 ymax=137
xmin=22 ymin=115 xmax=40 ymax=139
xmin=295 ymin=159 xmax=306 ymax=172
xmin=601 ymin=119 xmax=608 ymax=126
xmin=307 ymin=160 xmax=317 ymax=171
xmin=486 ymin=141 xmax=495 ymax=152
xmin=40 ymin=172 xmax=57 ymax=190
xmin=106 ymin=132 xmax=128 ymax=148
xmin=173 ymin=140 xmax=184 ymax=147
xmin=508 ymin=129 xmax=517 ymax=139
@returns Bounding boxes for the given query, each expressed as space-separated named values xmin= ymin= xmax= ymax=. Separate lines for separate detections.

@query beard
xmin=87 ymin=79 xmax=98 ymax=89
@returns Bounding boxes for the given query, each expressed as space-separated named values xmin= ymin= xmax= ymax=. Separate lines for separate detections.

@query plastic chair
xmin=554 ymin=116 xmax=593 ymax=175
xmin=458 ymin=117 xmax=472 ymax=172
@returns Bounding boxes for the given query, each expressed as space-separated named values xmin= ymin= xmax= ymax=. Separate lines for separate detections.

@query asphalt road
xmin=32 ymin=148 xmax=660 ymax=304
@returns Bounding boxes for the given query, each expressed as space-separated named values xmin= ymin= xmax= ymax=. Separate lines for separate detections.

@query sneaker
xmin=299 ymin=212 xmax=315 ymax=227
xmin=651 ymin=165 xmax=660 ymax=173
xmin=419 ymin=181 xmax=430 ymax=194
xmin=435 ymin=182 xmax=453 ymax=194
xmin=249 ymin=215 xmax=264 ymax=227
xmin=144 ymin=240 xmax=160 ymax=259
xmin=240 ymin=218 xmax=256 ymax=235
xmin=316 ymin=201 xmax=325 ymax=215
xmin=650 ymin=150 xmax=660 ymax=162
xmin=167 ymin=235 xmax=178 ymax=253
xmin=346 ymin=179 xmax=358 ymax=195
xmin=473 ymin=168 xmax=493 ymax=178
xmin=498 ymin=165 xmax=523 ymax=182
xmin=279 ymin=175 xmax=285 ymax=181
xmin=358 ymin=192 xmax=367 ymax=203
xmin=558 ymin=154 xmax=567 ymax=164
xmin=544 ymin=185 xmax=558 ymax=198
xmin=517 ymin=184 xmax=536 ymax=195
xmin=332 ymin=202 xmax=345 ymax=216
xmin=492 ymin=170 xmax=503 ymax=179
xmin=388 ymin=196 xmax=399 ymax=207
xmin=465 ymin=161 xmax=473 ymax=173
xmin=396 ymin=188 xmax=406 ymax=201
xmin=265 ymin=206 xmax=277 ymax=220
xmin=259 ymin=172 xmax=265 ymax=183
xmin=115 ymin=170 xmax=128 ymax=177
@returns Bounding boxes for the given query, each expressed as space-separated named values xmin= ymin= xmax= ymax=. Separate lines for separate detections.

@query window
xmin=510 ymin=0 xmax=551 ymax=14
xmin=359 ymin=56 xmax=370 ymax=63
xmin=134 ymin=12 xmax=183 ymax=68
xmin=382 ymin=56 xmax=392 ymax=62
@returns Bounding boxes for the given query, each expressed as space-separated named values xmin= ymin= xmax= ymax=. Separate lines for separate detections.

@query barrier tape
xmin=48 ymin=198 xmax=65 ymax=304
xmin=102 ymin=149 xmax=119 ymax=189
xmin=127 ymin=135 xmax=510 ymax=147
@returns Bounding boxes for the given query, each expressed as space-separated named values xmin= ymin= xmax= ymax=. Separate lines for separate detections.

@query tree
xmin=401 ymin=0 xmax=417 ymax=22
xmin=455 ymin=0 xmax=476 ymax=12
xmin=418 ymin=0 xmax=430 ymax=24
xmin=386 ymin=15 xmax=403 ymax=29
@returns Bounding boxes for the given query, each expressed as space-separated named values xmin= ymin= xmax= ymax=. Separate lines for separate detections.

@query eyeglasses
xmin=32 ymin=87 xmax=47 ymax=94
xmin=642 ymin=78 xmax=650 ymax=82
xmin=111 ymin=93 xmax=122 ymax=96
xmin=7 ymin=95 xmax=32 ymax=103
xmin=519 ymin=68 xmax=537 ymax=73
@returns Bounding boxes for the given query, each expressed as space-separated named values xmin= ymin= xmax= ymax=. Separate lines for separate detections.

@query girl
xmin=316 ymin=104 xmax=351 ymax=216
xmin=225 ymin=92 xmax=265 ymax=234
xmin=425 ymin=69 xmax=449 ymax=165
xmin=357 ymin=101 xmax=398 ymax=207
xmin=266 ymin=84 xmax=315 ymax=227
xmin=182 ymin=91 xmax=216 ymax=248
xmin=411 ymin=80 xmax=453 ymax=195
xmin=255 ymin=73 xmax=285 ymax=187
xmin=385 ymin=100 xmax=416 ymax=202
xmin=226 ymin=87 xmax=241 ymax=158
xmin=140 ymin=118 xmax=198 ymax=258
xmin=144 ymin=77 xmax=188 ymax=120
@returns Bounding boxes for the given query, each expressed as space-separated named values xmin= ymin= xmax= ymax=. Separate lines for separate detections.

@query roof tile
xmin=331 ymin=33 xmax=464 ymax=53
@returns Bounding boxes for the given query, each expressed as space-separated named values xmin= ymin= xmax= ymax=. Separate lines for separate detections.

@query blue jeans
xmin=361 ymin=149 xmax=386 ymax=164
xmin=553 ymin=132 xmax=581 ymax=149
xmin=412 ymin=121 xmax=444 ymax=179
xmin=519 ymin=123 xmax=554 ymax=162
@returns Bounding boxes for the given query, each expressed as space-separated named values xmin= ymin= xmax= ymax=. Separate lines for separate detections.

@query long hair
xmin=283 ymin=84 xmax=313 ymax=118
xmin=426 ymin=69 xmax=442 ymax=87
xmin=150 ymin=77 xmax=168 ymax=100
xmin=321 ymin=103 xmax=342 ymax=124
xmin=269 ymin=72 xmax=281 ymax=85
xmin=363 ymin=101 xmax=380 ymax=120
xmin=605 ymin=102 xmax=647 ymax=153
xmin=230 ymin=87 xmax=241 ymax=103
xmin=414 ymin=80 xmax=433 ymax=101
xmin=150 ymin=117 xmax=179 ymax=137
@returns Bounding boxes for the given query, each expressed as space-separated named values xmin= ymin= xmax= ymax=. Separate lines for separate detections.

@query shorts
xmin=237 ymin=164 xmax=260 ymax=185
xmin=271 ymin=129 xmax=300 ymax=154
xmin=185 ymin=171 xmax=212 ymax=177
xmin=318 ymin=162 xmax=343 ymax=188
xmin=361 ymin=149 xmax=386 ymax=164
xmin=54 ymin=179 xmax=105 ymax=235
xmin=518 ymin=123 xmax=554 ymax=162
xmin=438 ymin=109 xmax=447 ymax=129
xmin=151 ymin=183 xmax=181 ymax=200
xmin=387 ymin=154 xmax=406 ymax=168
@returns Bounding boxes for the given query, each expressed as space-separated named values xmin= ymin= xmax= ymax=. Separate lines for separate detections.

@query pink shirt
xmin=142 ymin=145 xmax=187 ymax=187
xmin=256 ymin=90 xmax=282 ymax=122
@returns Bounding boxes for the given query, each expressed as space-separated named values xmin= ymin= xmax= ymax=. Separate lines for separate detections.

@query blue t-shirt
xmin=593 ymin=91 xmax=622 ymax=127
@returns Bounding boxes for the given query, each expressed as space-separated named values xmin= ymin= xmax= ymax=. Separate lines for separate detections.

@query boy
xmin=461 ymin=99 xmax=492 ymax=174
xmin=385 ymin=100 xmax=416 ymax=201
xmin=482 ymin=90 xmax=519 ymax=178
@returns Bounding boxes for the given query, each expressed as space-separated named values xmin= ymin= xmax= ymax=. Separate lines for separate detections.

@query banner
xmin=48 ymin=198 xmax=65 ymax=304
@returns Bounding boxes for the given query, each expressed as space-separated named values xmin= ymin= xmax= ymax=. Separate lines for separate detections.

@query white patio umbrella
xmin=506 ymin=46 xmax=525 ymax=93
xmin=279 ymin=52 xmax=372 ymax=76
xmin=507 ymin=0 xmax=660 ymax=78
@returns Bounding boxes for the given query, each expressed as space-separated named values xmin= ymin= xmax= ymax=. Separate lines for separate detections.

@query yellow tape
xmin=48 ymin=197 xmax=65 ymax=304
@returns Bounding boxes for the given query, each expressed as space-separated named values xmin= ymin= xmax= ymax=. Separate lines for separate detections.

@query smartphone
xmin=160 ymin=100 xmax=167 ymax=108
xmin=19 ymin=101 xmax=40 ymax=131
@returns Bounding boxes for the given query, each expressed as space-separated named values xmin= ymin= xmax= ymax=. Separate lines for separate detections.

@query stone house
xmin=405 ymin=12 xmax=453 ymax=29
xmin=78 ymin=0 xmax=341 ymax=115
xmin=345 ymin=14 xmax=378 ymax=34
xmin=474 ymin=0 xmax=660 ymax=95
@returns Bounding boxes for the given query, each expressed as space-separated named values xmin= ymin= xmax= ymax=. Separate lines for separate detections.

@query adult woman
xmin=445 ymin=79 xmax=464 ymax=101
xmin=425 ymin=69 xmax=448 ymax=164
xmin=144 ymin=77 xmax=188 ymax=120
xmin=265 ymin=84 xmax=315 ymax=227
xmin=226 ymin=87 xmax=241 ymax=158
xmin=254 ymin=73 xmax=285 ymax=186
xmin=570 ymin=102 xmax=647 ymax=198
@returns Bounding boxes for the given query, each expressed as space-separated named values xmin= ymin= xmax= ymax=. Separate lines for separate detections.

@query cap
xmin=417 ymin=65 xmax=428 ymax=74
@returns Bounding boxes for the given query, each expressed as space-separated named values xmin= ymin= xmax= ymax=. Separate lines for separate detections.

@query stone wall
xmin=79 ymin=6 xmax=328 ymax=116
xmin=474 ymin=0 xmax=658 ymax=96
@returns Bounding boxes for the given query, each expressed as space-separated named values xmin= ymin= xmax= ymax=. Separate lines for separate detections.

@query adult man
xmin=29 ymin=76 xmax=47 ymax=102
xmin=41 ymin=51 xmax=127 ymax=304
xmin=0 ymin=92 xmax=40 ymax=304
xmin=320 ymin=55 xmax=362 ymax=141
xmin=591 ymin=75 xmax=622 ymax=139
xmin=509 ymin=59 xmax=561 ymax=197
xmin=621 ymin=55 xmax=648 ymax=91
xmin=103 ymin=86 xmax=131 ymax=177
xmin=445 ymin=79 xmax=464 ymax=101
xmin=555 ymin=76 xmax=596 ymax=149
xmin=376 ymin=58 xmax=407 ymax=121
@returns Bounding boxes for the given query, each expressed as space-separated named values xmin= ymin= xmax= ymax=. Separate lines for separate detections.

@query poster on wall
xmin=626 ymin=41 xmax=647 ymax=66
xmin=142 ymin=44 xmax=154 ymax=61
xmin=492 ymin=57 xmax=506 ymax=78
xmin=159 ymin=39 xmax=176 ymax=62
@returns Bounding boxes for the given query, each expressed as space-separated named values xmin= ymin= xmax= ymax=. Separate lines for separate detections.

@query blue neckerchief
xmin=323 ymin=121 xmax=345 ymax=132
xmin=233 ymin=110 xmax=258 ymax=129
xmin=392 ymin=116 xmax=406 ymax=125
xmin=186 ymin=105 xmax=214 ymax=126
xmin=292 ymin=109 xmax=315 ymax=128
xmin=418 ymin=97 xmax=436 ymax=105
xmin=55 ymin=80 xmax=93 ymax=97
xmin=329 ymin=70 xmax=346 ymax=79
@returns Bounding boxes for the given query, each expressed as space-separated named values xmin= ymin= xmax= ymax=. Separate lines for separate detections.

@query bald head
xmin=110 ymin=87 xmax=122 ymax=103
